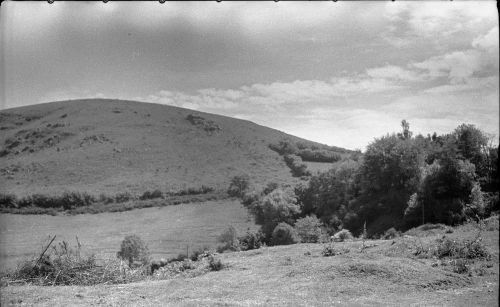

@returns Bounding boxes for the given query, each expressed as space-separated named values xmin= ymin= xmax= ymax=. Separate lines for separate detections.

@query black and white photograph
xmin=0 ymin=1 xmax=498 ymax=305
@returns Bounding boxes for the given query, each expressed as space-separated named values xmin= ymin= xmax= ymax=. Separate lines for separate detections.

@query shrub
xmin=139 ymin=189 xmax=164 ymax=200
xmin=117 ymin=235 xmax=150 ymax=267
xmin=452 ymin=259 xmax=469 ymax=274
xmin=382 ymin=227 xmax=401 ymax=239
xmin=263 ymin=182 xmax=279 ymax=195
xmin=322 ymin=244 xmax=350 ymax=257
xmin=217 ymin=226 xmax=239 ymax=251
xmin=189 ymin=247 xmax=214 ymax=261
xmin=297 ymin=149 xmax=342 ymax=163
xmin=294 ymin=215 xmax=323 ymax=243
xmin=60 ymin=192 xmax=95 ymax=210
xmin=464 ymin=182 xmax=486 ymax=220
xmin=6 ymin=238 xmax=147 ymax=286
xmin=271 ymin=222 xmax=299 ymax=246
xmin=248 ymin=188 xmax=301 ymax=241
xmin=208 ymin=255 xmax=223 ymax=271
xmin=0 ymin=193 xmax=17 ymax=208
xmin=227 ymin=175 xmax=250 ymax=198
xmin=433 ymin=237 xmax=490 ymax=260
xmin=284 ymin=154 xmax=311 ymax=177
xmin=241 ymin=191 xmax=261 ymax=208
xmin=332 ymin=229 xmax=353 ymax=242
xmin=115 ymin=192 xmax=133 ymax=203
xmin=238 ymin=229 xmax=265 ymax=251
xmin=269 ymin=141 xmax=299 ymax=155
xmin=99 ymin=193 xmax=115 ymax=204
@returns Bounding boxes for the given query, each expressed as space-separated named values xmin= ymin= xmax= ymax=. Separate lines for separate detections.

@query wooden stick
xmin=35 ymin=235 xmax=56 ymax=266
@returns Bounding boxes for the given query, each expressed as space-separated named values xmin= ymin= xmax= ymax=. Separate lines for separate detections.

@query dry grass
xmin=1 ymin=220 xmax=497 ymax=306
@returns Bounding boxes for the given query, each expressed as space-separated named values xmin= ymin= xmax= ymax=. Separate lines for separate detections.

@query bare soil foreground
xmin=1 ymin=221 xmax=497 ymax=306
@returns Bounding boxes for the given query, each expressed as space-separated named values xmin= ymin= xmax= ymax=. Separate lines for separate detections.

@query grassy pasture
xmin=0 ymin=200 xmax=258 ymax=272
xmin=1 ymin=221 xmax=498 ymax=306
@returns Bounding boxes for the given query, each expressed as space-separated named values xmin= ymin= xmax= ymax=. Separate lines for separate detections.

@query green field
xmin=0 ymin=200 xmax=258 ymax=272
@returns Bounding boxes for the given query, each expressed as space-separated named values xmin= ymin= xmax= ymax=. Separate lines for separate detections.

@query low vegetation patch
xmin=2 ymin=233 xmax=227 ymax=287
xmin=2 ymin=237 xmax=149 ymax=286
xmin=283 ymin=154 xmax=311 ymax=177
xmin=237 ymin=229 xmax=265 ymax=251
xmin=217 ymin=225 xmax=240 ymax=252
xmin=186 ymin=114 xmax=221 ymax=135
xmin=0 ymin=187 xmax=222 ymax=215
xmin=322 ymin=243 xmax=350 ymax=257
xmin=269 ymin=140 xmax=346 ymax=163
xmin=332 ymin=229 xmax=354 ymax=242
xmin=382 ymin=227 xmax=401 ymax=240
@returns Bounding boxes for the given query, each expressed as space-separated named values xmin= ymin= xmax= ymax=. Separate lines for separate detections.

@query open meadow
xmin=1 ymin=219 xmax=498 ymax=306
xmin=0 ymin=200 xmax=258 ymax=272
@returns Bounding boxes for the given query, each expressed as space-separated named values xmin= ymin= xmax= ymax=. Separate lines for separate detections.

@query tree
xmin=358 ymin=133 xmax=425 ymax=221
xmin=227 ymin=174 xmax=250 ymax=198
xmin=417 ymin=158 xmax=476 ymax=225
xmin=117 ymin=235 xmax=150 ymax=267
xmin=397 ymin=119 xmax=413 ymax=140
xmin=298 ymin=159 xmax=360 ymax=227
xmin=453 ymin=124 xmax=488 ymax=179
xmin=250 ymin=188 xmax=301 ymax=241
xmin=218 ymin=225 xmax=239 ymax=250
xmin=294 ymin=215 xmax=323 ymax=243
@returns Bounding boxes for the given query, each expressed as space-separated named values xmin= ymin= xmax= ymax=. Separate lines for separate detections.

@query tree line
xmin=231 ymin=120 xmax=499 ymax=238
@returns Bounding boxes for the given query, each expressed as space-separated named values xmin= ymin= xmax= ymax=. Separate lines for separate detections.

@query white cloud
xmin=385 ymin=2 xmax=496 ymax=37
xmin=424 ymin=76 xmax=498 ymax=94
xmin=138 ymin=73 xmax=405 ymax=114
xmin=472 ymin=26 xmax=499 ymax=51
xmin=382 ymin=2 xmax=497 ymax=49
xmin=412 ymin=50 xmax=484 ymax=83
xmin=366 ymin=65 xmax=424 ymax=82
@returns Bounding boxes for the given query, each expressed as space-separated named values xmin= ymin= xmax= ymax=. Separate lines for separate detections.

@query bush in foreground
xmin=294 ymin=215 xmax=323 ymax=243
xmin=271 ymin=222 xmax=299 ymax=246
xmin=238 ymin=229 xmax=265 ymax=251
xmin=208 ymin=255 xmax=223 ymax=271
xmin=5 ymin=238 xmax=148 ymax=286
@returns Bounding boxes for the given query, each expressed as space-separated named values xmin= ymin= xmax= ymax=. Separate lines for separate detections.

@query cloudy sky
xmin=1 ymin=1 xmax=498 ymax=150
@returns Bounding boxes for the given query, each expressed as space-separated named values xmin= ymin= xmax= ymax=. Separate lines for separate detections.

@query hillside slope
xmin=0 ymin=99 xmax=348 ymax=196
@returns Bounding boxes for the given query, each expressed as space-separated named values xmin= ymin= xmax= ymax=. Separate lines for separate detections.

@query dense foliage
xmin=271 ymin=222 xmax=299 ymax=245
xmin=240 ymin=120 xmax=499 ymax=237
xmin=269 ymin=140 xmax=345 ymax=164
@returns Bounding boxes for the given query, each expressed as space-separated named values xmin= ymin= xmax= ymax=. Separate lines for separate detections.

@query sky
xmin=1 ymin=1 xmax=498 ymax=150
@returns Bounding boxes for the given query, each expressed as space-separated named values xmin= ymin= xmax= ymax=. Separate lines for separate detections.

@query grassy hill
xmin=0 ymin=99 xmax=350 ymax=197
